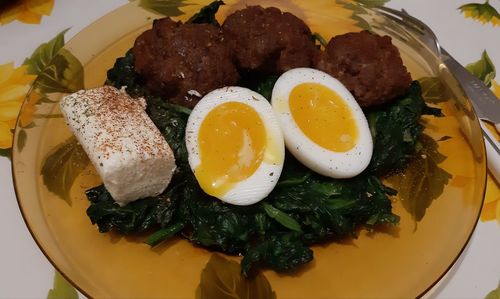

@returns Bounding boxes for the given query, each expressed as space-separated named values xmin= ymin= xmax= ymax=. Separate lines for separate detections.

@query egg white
xmin=185 ymin=86 xmax=285 ymax=206
xmin=271 ymin=68 xmax=373 ymax=179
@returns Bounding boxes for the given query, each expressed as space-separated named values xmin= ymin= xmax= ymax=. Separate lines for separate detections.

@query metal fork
xmin=368 ymin=5 xmax=500 ymax=182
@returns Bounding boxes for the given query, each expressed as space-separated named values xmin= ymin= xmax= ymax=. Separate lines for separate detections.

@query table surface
xmin=1 ymin=0 xmax=499 ymax=298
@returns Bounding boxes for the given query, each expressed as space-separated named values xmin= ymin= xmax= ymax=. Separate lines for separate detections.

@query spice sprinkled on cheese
xmin=60 ymin=86 xmax=176 ymax=206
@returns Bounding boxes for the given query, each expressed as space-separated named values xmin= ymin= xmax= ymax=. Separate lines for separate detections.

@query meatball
xmin=132 ymin=18 xmax=239 ymax=108
xmin=315 ymin=30 xmax=412 ymax=108
xmin=222 ymin=6 xmax=317 ymax=74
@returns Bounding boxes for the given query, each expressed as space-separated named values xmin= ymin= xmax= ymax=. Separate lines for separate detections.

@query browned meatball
xmin=222 ymin=6 xmax=317 ymax=74
xmin=132 ymin=18 xmax=239 ymax=108
xmin=315 ymin=30 xmax=412 ymax=108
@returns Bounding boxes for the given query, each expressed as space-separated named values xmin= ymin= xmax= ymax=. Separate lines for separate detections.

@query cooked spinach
xmin=87 ymin=50 xmax=410 ymax=274
xmin=86 ymin=185 xmax=177 ymax=234
xmin=366 ymin=81 xmax=441 ymax=175
xmin=86 ymin=3 xmax=442 ymax=275
xmin=105 ymin=49 xmax=145 ymax=98
xmin=187 ymin=0 xmax=224 ymax=26
xmin=237 ymin=74 xmax=279 ymax=103
xmin=268 ymin=158 xmax=399 ymax=245
xmin=241 ymin=233 xmax=313 ymax=276
xmin=145 ymin=222 xmax=184 ymax=246
xmin=263 ymin=203 xmax=303 ymax=233
xmin=312 ymin=32 xmax=328 ymax=49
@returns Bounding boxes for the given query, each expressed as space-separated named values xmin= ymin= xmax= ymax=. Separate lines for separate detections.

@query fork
xmin=367 ymin=5 xmax=500 ymax=183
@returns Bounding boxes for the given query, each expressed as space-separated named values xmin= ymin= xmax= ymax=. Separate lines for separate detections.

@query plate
xmin=12 ymin=0 xmax=486 ymax=298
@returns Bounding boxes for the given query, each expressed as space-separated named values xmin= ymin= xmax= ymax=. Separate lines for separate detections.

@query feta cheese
xmin=60 ymin=86 xmax=176 ymax=206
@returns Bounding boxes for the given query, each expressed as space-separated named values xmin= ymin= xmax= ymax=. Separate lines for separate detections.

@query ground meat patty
xmin=222 ymin=6 xmax=317 ymax=74
xmin=315 ymin=30 xmax=412 ymax=108
xmin=133 ymin=18 xmax=239 ymax=108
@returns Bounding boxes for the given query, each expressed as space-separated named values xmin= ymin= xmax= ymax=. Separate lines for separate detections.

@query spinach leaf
xmin=145 ymin=222 xmax=184 ymax=246
xmin=237 ymin=73 xmax=278 ymax=101
xmin=311 ymin=32 xmax=327 ymax=49
xmin=106 ymin=49 xmax=145 ymax=97
xmin=187 ymin=1 xmax=224 ymax=26
xmin=253 ymin=75 xmax=279 ymax=101
xmin=263 ymin=203 xmax=303 ymax=233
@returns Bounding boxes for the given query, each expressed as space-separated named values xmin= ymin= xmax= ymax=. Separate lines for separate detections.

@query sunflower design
xmin=215 ymin=0 xmax=359 ymax=42
xmin=0 ymin=0 xmax=54 ymax=25
xmin=459 ymin=1 xmax=500 ymax=26
xmin=0 ymin=62 xmax=36 ymax=149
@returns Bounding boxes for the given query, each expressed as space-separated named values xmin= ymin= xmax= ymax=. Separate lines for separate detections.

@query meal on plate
xmin=59 ymin=1 xmax=442 ymax=276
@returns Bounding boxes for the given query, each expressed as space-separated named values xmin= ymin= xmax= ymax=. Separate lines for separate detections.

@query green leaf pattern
xmin=0 ymin=148 xmax=12 ymax=159
xmin=24 ymin=29 xmax=69 ymax=76
xmin=46 ymin=271 xmax=78 ymax=299
xmin=459 ymin=1 xmax=500 ymax=26
xmin=132 ymin=0 xmax=190 ymax=17
xmin=485 ymin=280 xmax=500 ymax=299
xmin=466 ymin=50 xmax=496 ymax=87
xmin=16 ymin=29 xmax=84 ymax=151
xmin=24 ymin=29 xmax=84 ymax=94
xmin=388 ymin=134 xmax=452 ymax=223
xmin=41 ymin=137 xmax=90 ymax=204
xmin=196 ymin=254 xmax=276 ymax=299
xmin=33 ymin=48 xmax=84 ymax=93
xmin=418 ymin=77 xmax=448 ymax=104
xmin=16 ymin=129 xmax=27 ymax=152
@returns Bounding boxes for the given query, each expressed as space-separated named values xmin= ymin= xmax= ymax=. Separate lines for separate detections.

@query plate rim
xmin=10 ymin=1 xmax=488 ymax=298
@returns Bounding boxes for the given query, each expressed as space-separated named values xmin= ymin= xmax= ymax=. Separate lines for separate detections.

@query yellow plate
xmin=12 ymin=1 xmax=486 ymax=298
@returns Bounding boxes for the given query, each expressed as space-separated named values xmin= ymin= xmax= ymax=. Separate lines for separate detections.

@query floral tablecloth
xmin=0 ymin=0 xmax=499 ymax=298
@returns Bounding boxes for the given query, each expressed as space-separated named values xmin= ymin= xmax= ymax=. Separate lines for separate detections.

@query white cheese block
xmin=60 ymin=86 xmax=176 ymax=206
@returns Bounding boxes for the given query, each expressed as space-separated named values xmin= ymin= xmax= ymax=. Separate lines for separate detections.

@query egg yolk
xmin=289 ymin=82 xmax=359 ymax=152
xmin=196 ymin=102 xmax=266 ymax=198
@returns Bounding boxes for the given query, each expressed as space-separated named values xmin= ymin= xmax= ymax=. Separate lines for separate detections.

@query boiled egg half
xmin=271 ymin=68 xmax=373 ymax=178
xmin=185 ymin=86 xmax=285 ymax=206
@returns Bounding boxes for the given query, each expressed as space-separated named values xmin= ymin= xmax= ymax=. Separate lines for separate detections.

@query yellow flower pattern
xmin=459 ymin=1 xmax=500 ymax=26
xmin=480 ymin=80 xmax=500 ymax=224
xmin=0 ymin=63 xmax=36 ymax=149
xmin=19 ymin=91 xmax=41 ymax=128
xmin=0 ymin=0 xmax=54 ymax=25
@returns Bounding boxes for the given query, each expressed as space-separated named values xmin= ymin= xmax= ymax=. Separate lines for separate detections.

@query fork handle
xmin=439 ymin=48 xmax=500 ymax=183
xmin=481 ymin=122 xmax=500 ymax=183
xmin=440 ymin=48 xmax=500 ymax=129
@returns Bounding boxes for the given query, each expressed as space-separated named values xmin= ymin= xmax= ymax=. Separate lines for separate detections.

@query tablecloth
xmin=0 ymin=0 xmax=499 ymax=298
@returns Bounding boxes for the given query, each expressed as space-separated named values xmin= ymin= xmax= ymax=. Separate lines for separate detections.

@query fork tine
xmin=367 ymin=7 xmax=422 ymax=43
xmin=397 ymin=9 xmax=442 ymax=55
xmin=400 ymin=9 xmax=437 ymax=37
xmin=368 ymin=5 xmax=442 ymax=56
xmin=372 ymin=6 xmax=426 ymax=36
